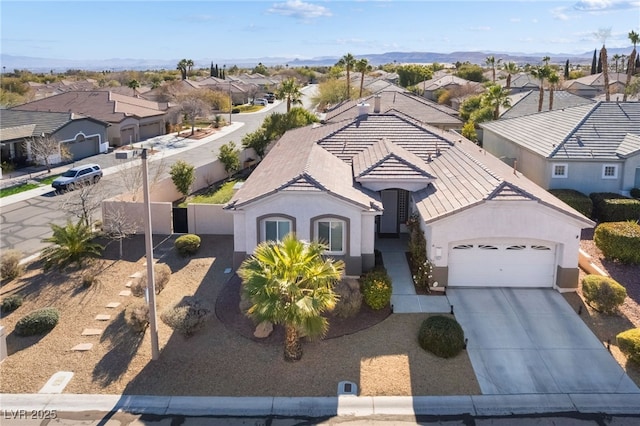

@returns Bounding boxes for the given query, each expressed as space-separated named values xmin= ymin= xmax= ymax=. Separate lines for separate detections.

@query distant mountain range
xmin=0 ymin=48 xmax=633 ymax=72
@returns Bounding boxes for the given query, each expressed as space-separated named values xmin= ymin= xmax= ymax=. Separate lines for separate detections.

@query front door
xmin=635 ymin=167 xmax=640 ymax=188
xmin=379 ymin=189 xmax=399 ymax=237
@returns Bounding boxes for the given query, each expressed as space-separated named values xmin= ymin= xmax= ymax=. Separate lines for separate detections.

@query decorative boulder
xmin=254 ymin=321 xmax=273 ymax=338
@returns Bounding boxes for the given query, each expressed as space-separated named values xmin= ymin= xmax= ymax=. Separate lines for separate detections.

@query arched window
xmin=261 ymin=217 xmax=292 ymax=242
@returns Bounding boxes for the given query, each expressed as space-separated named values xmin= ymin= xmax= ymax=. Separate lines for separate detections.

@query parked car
xmin=265 ymin=93 xmax=276 ymax=103
xmin=52 ymin=164 xmax=103 ymax=192
xmin=253 ymin=98 xmax=268 ymax=106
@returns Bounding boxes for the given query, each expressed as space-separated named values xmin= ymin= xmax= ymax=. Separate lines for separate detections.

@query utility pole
xmin=141 ymin=149 xmax=160 ymax=360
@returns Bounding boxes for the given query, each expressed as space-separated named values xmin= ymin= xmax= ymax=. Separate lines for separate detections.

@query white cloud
xmin=267 ymin=0 xmax=332 ymax=19
xmin=573 ymin=0 xmax=640 ymax=11
xmin=551 ymin=7 xmax=570 ymax=20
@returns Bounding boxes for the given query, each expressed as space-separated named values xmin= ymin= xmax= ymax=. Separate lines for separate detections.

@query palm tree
xmin=624 ymin=30 xmax=639 ymax=101
xmin=40 ymin=220 xmax=103 ymax=271
xmin=612 ymin=54 xmax=621 ymax=72
xmin=481 ymin=84 xmax=511 ymax=120
xmin=238 ymin=233 xmax=344 ymax=362
xmin=127 ymin=79 xmax=140 ymax=96
xmin=548 ymin=72 xmax=560 ymax=111
xmin=186 ymin=59 xmax=194 ymax=79
xmin=177 ymin=59 xmax=188 ymax=80
xmin=277 ymin=78 xmax=302 ymax=112
xmin=531 ymin=63 xmax=552 ymax=112
xmin=485 ymin=55 xmax=502 ymax=83
xmin=336 ymin=53 xmax=356 ymax=100
xmin=503 ymin=61 xmax=518 ymax=90
xmin=355 ymin=58 xmax=372 ymax=98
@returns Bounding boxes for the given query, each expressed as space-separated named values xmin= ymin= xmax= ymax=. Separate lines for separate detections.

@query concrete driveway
xmin=447 ymin=288 xmax=640 ymax=395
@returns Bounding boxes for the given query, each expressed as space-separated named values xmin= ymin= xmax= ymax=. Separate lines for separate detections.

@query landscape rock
xmin=254 ymin=321 xmax=273 ymax=338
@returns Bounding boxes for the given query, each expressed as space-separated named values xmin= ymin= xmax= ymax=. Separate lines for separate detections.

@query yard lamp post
xmin=141 ymin=149 xmax=160 ymax=360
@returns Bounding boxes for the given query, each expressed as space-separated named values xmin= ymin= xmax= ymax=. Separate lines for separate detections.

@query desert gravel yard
xmin=0 ymin=235 xmax=479 ymax=396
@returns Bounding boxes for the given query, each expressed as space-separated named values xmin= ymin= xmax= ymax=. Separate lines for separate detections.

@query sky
xmin=1 ymin=0 xmax=639 ymax=64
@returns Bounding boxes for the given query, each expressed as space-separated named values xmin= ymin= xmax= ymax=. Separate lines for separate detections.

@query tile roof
xmin=11 ymin=91 xmax=167 ymax=123
xmin=617 ymin=133 xmax=640 ymax=157
xmin=325 ymin=91 xmax=461 ymax=126
xmin=227 ymin=126 xmax=382 ymax=211
xmin=501 ymin=90 xmax=594 ymax=119
xmin=0 ymin=109 xmax=105 ymax=142
xmin=229 ymin=110 xmax=594 ymax=227
xmin=482 ymin=102 xmax=640 ymax=160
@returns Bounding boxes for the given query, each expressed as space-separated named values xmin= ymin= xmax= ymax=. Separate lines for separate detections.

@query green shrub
xmin=332 ymin=279 xmax=362 ymax=318
xmin=549 ymin=189 xmax=593 ymax=217
xmin=594 ymin=221 xmax=640 ymax=264
xmin=15 ymin=308 xmax=60 ymax=336
xmin=125 ymin=303 xmax=149 ymax=333
xmin=160 ymin=296 xmax=211 ymax=337
xmin=418 ymin=315 xmax=465 ymax=358
xmin=630 ymin=188 xmax=640 ymax=199
xmin=1 ymin=294 xmax=23 ymax=313
xmin=1 ymin=249 xmax=24 ymax=282
xmin=590 ymin=192 xmax=640 ymax=222
xmin=131 ymin=264 xmax=172 ymax=297
xmin=581 ymin=275 xmax=627 ymax=314
xmin=360 ymin=269 xmax=392 ymax=310
xmin=617 ymin=328 xmax=640 ymax=364
xmin=175 ymin=234 xmax=201 ymax=256
xmin=231 ymin=108 xmax=240 ymax=114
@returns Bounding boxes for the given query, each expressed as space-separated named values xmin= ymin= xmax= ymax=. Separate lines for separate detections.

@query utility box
xmin=0 ymin=326 xmax=7 ymax=363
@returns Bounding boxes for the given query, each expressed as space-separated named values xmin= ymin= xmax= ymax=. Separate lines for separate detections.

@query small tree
xmin=169 ymin=160 xmax=196 ymax=201
xmin=178 ymin=94 xmax=209 ymax=135
xmin=217 ymin=141 xmax=240 ymax=179
xmin=103 ymin=206 xmax=139 ymax=259
xmin=40 ymin=220 xmax=103 ymax=271
xmin=117 ymin=156 xmax=166 ymax=201
xmin=61 ymin=180 xmax=108 ymax=228
xmin=128 ymin=79 xmax=140 ymax=96
xmin=23 ymin=135 xmax=71 ymax=173
xmin=241 ymin=128 xmax=269 ymax=159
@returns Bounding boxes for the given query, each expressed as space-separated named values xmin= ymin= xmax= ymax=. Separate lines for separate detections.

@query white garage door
xmin=448 ymin=241 xmax=556 ymax=287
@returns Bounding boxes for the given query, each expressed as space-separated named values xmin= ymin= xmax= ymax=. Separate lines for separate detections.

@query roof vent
xmin=357 ymin=103 xmax=370 ymax=118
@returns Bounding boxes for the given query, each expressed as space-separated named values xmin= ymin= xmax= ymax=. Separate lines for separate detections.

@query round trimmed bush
xmin=131 ymin=264 xmax=172 ymax=297
xmin=617 ymin=328 xmax=640 ymax=364
xmin=581 ymin=274 xmax=627 ymax=314
xmin=594 ymin=221 xmax=640 ymax=264
xmin=125 ymin=302 xmax=149 ymax=333
xmin=175 ymin=234 xmax=201 ymax=257
xmin=160 ymin=296 xmax=211 ymax=337
xmin=360 ymin=269 xmax=392 ymax=310
xmin=332 ymin=279 xmax=363 ymax=318
xmin=1 ymin=294 xmax=23 ymax=314
xmin=631 ymin=188 xmax=640 ymax=200
xmin=549 ymin=189 xmax=593 ymax=218
xmin=15 ymin=307 xmax=60 ymax=336
xmin=418 ymin=315 xmax=465 ymax=358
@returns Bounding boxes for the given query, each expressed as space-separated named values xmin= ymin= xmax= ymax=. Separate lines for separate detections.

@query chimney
xmin=357 ymin=102 xmax=370 ymax=119
xmin=373 ymin=95 xmax=381 ymax=113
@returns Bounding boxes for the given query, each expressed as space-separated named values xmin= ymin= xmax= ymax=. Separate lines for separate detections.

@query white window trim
xmin=261 ymin=217 xmax=292 ymax=243
xmin=315 ymin=219 xmax=346 ymax=255
xmin=601 ymin=164 xmax=618 ymax=179
xmin=552 ymin=163 xmax=568 ymax=178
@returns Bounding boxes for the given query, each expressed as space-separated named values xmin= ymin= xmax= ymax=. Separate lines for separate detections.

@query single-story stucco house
xmin=225 ymin=106 xmax=594 ymax=292
xmin=11 ymin=91 xmax=170 ymax=147
xmin=481 ymin=101 xmax=640 ymax=195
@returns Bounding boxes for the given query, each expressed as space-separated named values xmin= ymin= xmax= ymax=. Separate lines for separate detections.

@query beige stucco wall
xmin=188 ymin=204 xmax=234 ymax=235
xmin=101 ymin=200 xmax=173 ymax=235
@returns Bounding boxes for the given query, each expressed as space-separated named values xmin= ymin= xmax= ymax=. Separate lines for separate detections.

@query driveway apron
xmin=447 ymin=288 xmax=640 ymax=395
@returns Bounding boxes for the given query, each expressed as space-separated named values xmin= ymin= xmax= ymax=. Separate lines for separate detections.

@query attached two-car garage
xmin=448 ymin=240 xmax=557 ymax=288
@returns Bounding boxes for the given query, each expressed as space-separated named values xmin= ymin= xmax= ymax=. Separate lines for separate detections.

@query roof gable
xmin=486 ymin=181 xmax=538 ymax=201
xmin=353 ymin=138 xmax=435 ymax=179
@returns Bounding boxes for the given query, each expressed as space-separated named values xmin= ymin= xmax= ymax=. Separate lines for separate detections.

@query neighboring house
xmin=27 ymin=78 xmax=99 ymax=100
xmin=500 ymin=90 xmax=594 ymax=119
xmin=324 ymin=91 xmax=462 ymax=130
xmin=0 ymin=109 xmax=109 ymax=166
xmin=481 ymin=101 xmax=640 ymax=195
xmin=11 ymin=91 xmax=169 ymax=146
xmin=563 ymin=72 xmax=628 ymax=98
xmin=226 ymin=109 xmax=594 ymax=292
xmin=420 ymin=75 xmax=483 ymax=101
xmin=498 ymin=72 xmax=540 ymax=94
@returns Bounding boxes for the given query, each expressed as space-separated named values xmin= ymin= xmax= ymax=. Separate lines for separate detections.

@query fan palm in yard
xmin=337 ymin=53 xmax=356 ymax=100
xmin=548 ymin=72 xmax=560 ymax=111
xmin=277 ymin=78 xmax=302 ymax=112
xmin=503 ymin=61 xmax=518 ymax=90
xmin=238 ymin=233 xmax=344 ymax=362
xmin=481 ymin=85 xmax=511 ymax=120
xmin=531 ymin=64 xmax=552 ymax=112
xmin=355 ymin=58 xmax=372 ymax=98
xmin=40 ymin=220 xmax=103 ymax=271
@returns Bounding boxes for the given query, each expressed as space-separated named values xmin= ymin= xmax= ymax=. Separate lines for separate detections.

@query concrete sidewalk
xmin=2 ymin=392 xmax=640 ymax=417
